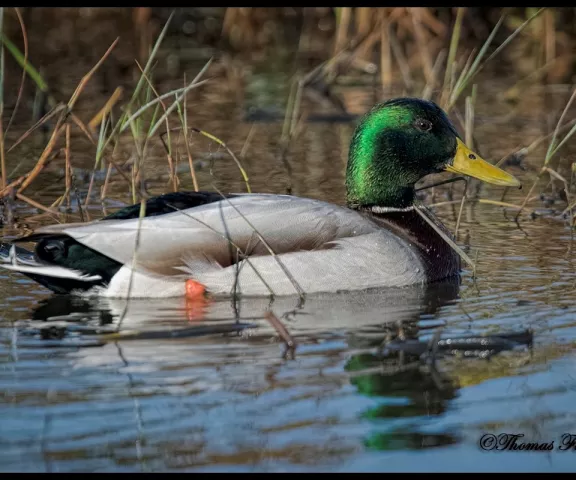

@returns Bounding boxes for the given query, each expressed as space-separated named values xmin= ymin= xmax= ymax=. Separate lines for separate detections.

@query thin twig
xmin=414 ymin=202 xmax=476 ymax=271
xmin=16 ymin=192 xmax=58 ymax=214
xmin=264 ymin=310 xmax=296 ymax=349
xmin=6 ymin=104 xmax=66 ymax=154
xmin=211 ymin=184 xmax=305 ymax=299
xmin=164 ymin=201 xmax=277 ymax=297
xmin=67 ymin=37 xmax=119 ymax=110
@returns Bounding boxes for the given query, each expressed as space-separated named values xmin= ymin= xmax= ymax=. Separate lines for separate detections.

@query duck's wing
xmin=24 ymin=194 xmax=381 ymax=277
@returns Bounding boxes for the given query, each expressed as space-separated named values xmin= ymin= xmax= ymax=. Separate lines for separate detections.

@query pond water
xmin=1 ymin=9 xmax=576 ymax=472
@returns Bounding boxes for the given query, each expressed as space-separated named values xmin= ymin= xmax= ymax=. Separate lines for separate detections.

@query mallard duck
xmin=0 ymin=98 xmax=520 ymax=298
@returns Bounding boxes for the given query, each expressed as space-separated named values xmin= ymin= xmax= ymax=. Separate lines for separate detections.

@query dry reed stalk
xmin=502 ymin=55 xmax=574 ymax=102
xmin=351 ymin=27 xmax=381 ymax=71
xmin=422 ymin=49 xmax=447 ymax=100
xmin=418 ymin=7 xmax=446 ymax=37
xmin=70 ymin=113 xmax=96 ymax=145
xmin=410 ymin=8 xmax=434 ymax=84
xmin=10 ymin=36 xmax=120 ymax=199
xmin=440 ymin=7 xmax=465 ymax=108
xmin=53 ymin=124 xmax=73 ymax=209
xmin=389 ymin=27 xmax=414 ymax=91
xmin=221 ymin=7 xmax=238 ymax=38
xmin=240 ymin=124 xmax=256 ymax=159
xmin=64 ymin=124 xmax=71 ymax=208
xmin=88 ymin=87 xmax=124 ymax=132
xmin=544 ymin=9 xmax=556 ymax=81
xmin=333 ymin=8 xmax=352 ymax=57
xmin=16 ymin=122 xmax=66 ymax=194
xmin=158 ymin=128 xmax=178 ymax=192
xmin=108 ymin=157 xmax=133 ymax=187
xmin=133 ymin=7 xmax=151 ymax=64
xmin=16 ymin=192 xmax=57 ymax=214
xmin=0 ymin=115 xmax=5 ymax=191
xmin=355 ymin=7 xmax=372 ymax=39
xmin=289 ymin=78 xmax=304 ymax=138
xmin=380 ymin=11 xmax=392 ymax=89
xmin=0 ymin=175 xmax=24 ymax=196
xmin=388 ymin=7 xmax=409 ymax=25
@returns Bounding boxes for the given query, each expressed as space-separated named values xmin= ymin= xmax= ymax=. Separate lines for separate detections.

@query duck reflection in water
xmin=23 ymin=276 xmax=531 ymax=455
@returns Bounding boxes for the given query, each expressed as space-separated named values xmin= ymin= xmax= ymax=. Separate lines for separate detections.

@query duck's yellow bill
xmin=445 ymin=138 xmax=521 ymax=188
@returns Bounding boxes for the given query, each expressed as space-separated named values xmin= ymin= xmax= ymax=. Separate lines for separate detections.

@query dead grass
xmin=0 ymin=7 xmax=573 ymax=232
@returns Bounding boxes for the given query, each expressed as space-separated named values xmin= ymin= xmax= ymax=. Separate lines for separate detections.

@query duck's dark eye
xmin=414 ymin=118 xmax=433 ymax=132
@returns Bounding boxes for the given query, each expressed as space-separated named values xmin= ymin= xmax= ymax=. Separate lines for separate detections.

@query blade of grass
xmin=1 ymin=33 xmax=50 ymax=93
xmin=135 ymin=59 xmax=180 ymax=192
xmin=84 ymin=112 xmax=111 ymax=207
xmin=441 ymin=7 xmax=465 ymax=107
xmin=191 ymin=128 xmax=250 ymax=193
xmin=496 ymin=118 xmax=576 ymax=167
xmin=146 ymin=58 xmax=213 ymax=138
xmin=549 ymin=122 xmax=576 ymax=160
xmin=176 ymin=73 xmax=198 ymax=191
xmin=544 ymin=88 xmax=576 ymax=165
xmin=119 ymin=82 xmax=207 ymax=134
xmin=120 ymin=11 xmax=174 ymax=130
xmin=483 ymin=8 xmax=546 ymax=66
xmin=515 ymin=87 xmax=575 ymax=219
xmin=448 ymin=8 xmax=546 ymax=109
xmin=116 ymin=199 xmax=147 ymax=326
xmin=447 ymin=16 xmax=504 ymax=109
xmin=120 ymin=58 xmax=213 ymax=135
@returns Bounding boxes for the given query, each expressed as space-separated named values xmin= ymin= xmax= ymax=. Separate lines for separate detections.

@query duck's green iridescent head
xmin=346 ymin=98 xmax=520 ymax=208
